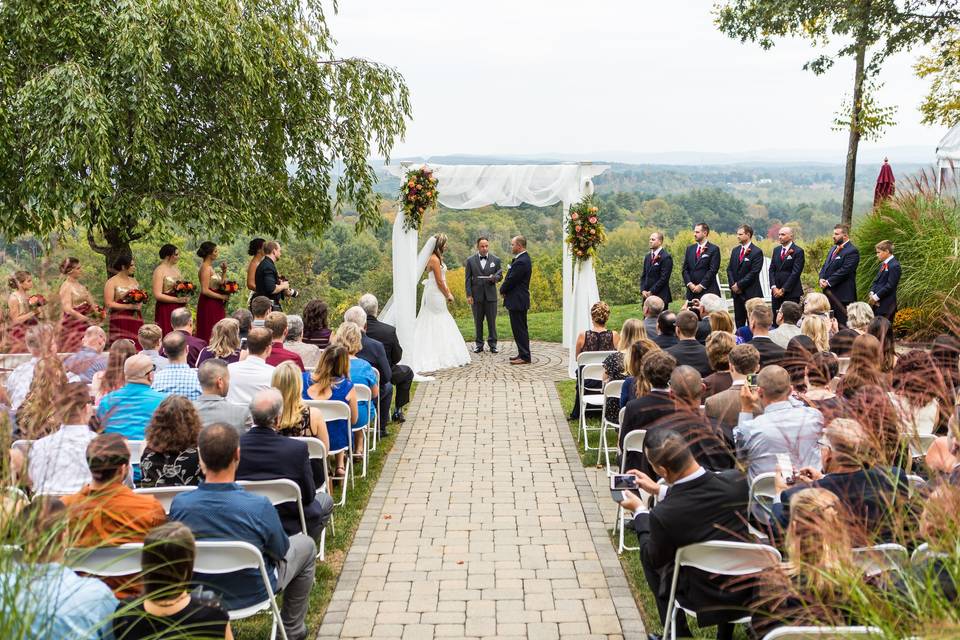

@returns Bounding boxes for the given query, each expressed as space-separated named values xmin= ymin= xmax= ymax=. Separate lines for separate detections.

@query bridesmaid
xmin=152 ymin=244 xmax=191 ymax=336
xmin=5 ymin=271 xmax=38 ymax=353
xmin=58 ymin=257 xmax=99 ymax=352
xmin=246 ymin=238 xmax=265 ymax=306
xmin=104 ymin=254 xmax=144 ymax=345
xmin=196 ymin=242 xmax=229 ymax=342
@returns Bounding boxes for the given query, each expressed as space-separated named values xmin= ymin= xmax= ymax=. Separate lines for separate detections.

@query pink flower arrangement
xmin=566 ymin=196 xmax=606 ymax=267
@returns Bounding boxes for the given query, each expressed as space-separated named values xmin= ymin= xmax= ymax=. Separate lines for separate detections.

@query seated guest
xmin=63 ymin=326 xmax=108 ymax=383
xmin=570 ymin=301 xmax=619 ymax=419
xmin=302 ymin=299 xmax=332 ymax=349
xmin=264 ymin=311 xmax=305 ymax=370
xmin=193 ymin=359 xmax=253 ymax=433
xmin=735 ymin=297 xmax=768 ymax=344
xmin=769 ymin=301 xmax=802 ymax=349
xmin=890 ymin=486 xmax=959 ymax=603
xmin=620 ymin=351 xmax=677 ymax=473
xmin=667 ymin=310 xmax=711 ymax=377
xmin=97 ymin=354 xmax=168 ymax=440
xmin=771 ymin=417 xmax=910 ymax=543
xmin=112 ymin=522 xmax=231 ymax=639
xmin=802 ymin=352 xmax=843 ymax=419
xmin=331 ymin=322 xmax=378 ymax=441
xmin=305 ymin=345 xmax=359 ymax=480
xmin=619 ymin=338 xmax=661 ymax=408
xmin=931 ymin=334 xmax=960 ymax=400
xmin=136 ymin=324 xmax=168 ymax=371
xmin=93 ymin=338 xmax=136 ymax=403
xmin=887 ymin=350 xmax=944 ymax=438
xmin=196 ymin=317 xmax=244 ymax=366
xmin=140 ymin=396 xmax=204 ymax=487
xmin=602 ymin=318 xmax=645 ymax=424
xmin=151 ymin=332 xmax=202 ymax=400
xmin=231 ymin=308 xmax=253 ymax=342
xmin=708 ymin=309 xmax=734 ymax=335
xmin=284 ymin=314 xmax=321 ymax=370
xmin=783 ymin=334 xmax=817 ymax=394
xmin=170 ymin=424 xmax=316 ymax=640
xmin=735 ymin=365 xmax=823 ymax=483
xmin=273 ymin=361 xmax=330 ymax=488
xmin=615 ymin=430 xmax=751 ymax=640
xmin=925 ymin=401 xmax=960 ymax=484
xmin=697 ymin=293 xmax=726 ymax=342
xmin=2 ymin=498 xmax=118 ymax=638
xmin=837 ymin=334 xmax=887 ymax=400
xmin=6 ymin=323 xmax=57 ymax=411
xmin=800 ymin=292 xmax=832 ymax=352
xmin=703 ymin=331 xmax=735 ymax=398
xmin=16 ymin=356 xmax=72 ymax=439
xmin=250 ymin=295 xmax=272 ymax=328
xmin=167 ymin=308 xmax=207 ymax=367
xmin=27 ymin=382 xmax=97 ymax=495
xmin=651 ymin=310 xmax=677 ymax=350
xmin=237 ymin=388 xmax=334 ymax=539
xmin=846 ymin=301 xmax=875 ymax=335
xmin=225 ymin=327 xmax=275 ymax=405
xmin=849 ymin=387 xmax=910 ymax=471
xmin=747 ymin=305 xmax=785 ymax=367
xmin=705 ymin=344 xmax=761 ymax=429
xmin=344 ymin=305 xmax=393 ymax=433
xmin=867 ymin=316 xmax=897 ymax=375
xmin=829 ymin=327 xmax=859 ymax=358
xmin=641 ymin=295 xmax=664 ymax=337
xmin=360 ymin=293 xmax=415 ymax=426
xmin=751 ymin=488 xmax=856 ymax=636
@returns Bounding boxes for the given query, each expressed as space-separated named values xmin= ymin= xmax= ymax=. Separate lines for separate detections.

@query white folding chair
xmin=575 ymin=351 xmax=615 ymax=451
xmin=352 ymin=383 xmax=373 ymax=482
xmin=193 ymin=540 xmax=289 ymax=640
xmin=717 ymin=275 xmax=734 ymax=312
xmin=663 ymin=541 xmax=782 ymax=640
xmin=304 ymin=399 xmax=351 ymax=507
xmin=911 ymin=542 xmax=948 ymax=564
xmin=126 ymin=439 xmax=145 ymax=466
xmin=615 ymin=428 xmax=646 ymax=554
xmin=66 ymin=542 xmax=143 ymax=577
xmin=10 ymin=439 xmax=33 ymax=454
xmin=748 ymin=472 xmax=778 ymax=524
xmin=293 ymin=436 xmax=332 ymax=559
xmin=134 ymin=485 xmax=198 ymax=514
xmin=596 ymin=379 xmax=625 ymax=473
xmin=369 ymin=368 xmax=381 ymax=452
xmin=237 ymin=479 xmax=308 ymax=537
xmin=578 ymin=362 xmax=607 ymax=451
xmin=905 ymin=474 xmax=926 ymax=496
xmin=910 ymin=433 xmax=938 ymax=458
xmin=1 ymin=486 xmax=30 ymax=511
xmin=837 ymin=357 xmax=851 ymax=375
xmin=761 ymin=626 xmax=883 ymax=640
xmin=760 ymin=256 xmax=772 ymax=303
xmin=852 ymin=543 xmax=909 ymax=577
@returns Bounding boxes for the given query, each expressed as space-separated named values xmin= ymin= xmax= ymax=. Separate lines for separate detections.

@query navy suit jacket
xmin=819 ymin=242 xmax=860 ymax=304
xmin=500 ymin=252 xmax=532 ymax=311
xmin=870 ymin=257 xmax=901 ymax=317
xmin=358 ymin=334 xmax=392 ymax=385
xmin=769 ymin=244 xmax=805 ymax=300
xmin=254 ymin=256 xmax=283 ymax=308
xmin=726 ymin=243 xmax=764 ymax=299
xmin=682 ymin=242 xmax=721 ymax=298
xmin=641 ymin=250 xmax=673 ymax=304
xmin=236 ymin=426 xmax=320 ymax=536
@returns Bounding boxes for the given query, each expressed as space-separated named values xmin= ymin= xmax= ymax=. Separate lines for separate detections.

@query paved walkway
xmin=317 ymin=341 xmax=644 ymax=640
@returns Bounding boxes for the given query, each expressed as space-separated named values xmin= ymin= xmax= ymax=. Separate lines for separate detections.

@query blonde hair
xmin=590 ymin=301 xmax=611 ymax=325
xmin=845 ymin=302 xmax=874 ymax=333
xmin=272 ymin=361 xmax=307 ymax=431
xmin=801 ymin=314 xmax=830 ymax=352
xmin=208 ymin=318 xmax=241 ymax=358
xmin=709 ymin=310 xmax=734 ymax=335
xmin=804 ymin=292 xmax=831 ymax=315
xmin=785 ymin=488 xmax=854 ymax=590
xmin=618 ymin=319 xmax=646 ymax=356
xmin=626 ymin=337 xmax=660 ymax=397
xmin=310 ymin=344 xmax=350 ymax=391
xmin=333 ymin=321 xmax=363 ymax=355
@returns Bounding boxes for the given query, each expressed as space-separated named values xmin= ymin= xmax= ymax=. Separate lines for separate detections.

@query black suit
xmin=620 ymin=391 xmax=675 ymax=473
xmin=726 ymin=243 xmax=764 ymax=328
xmin=651 ymin=333 xmax=678 ymax=350
xmin=254 ymin=256 xmax=283 ymax=310
xmin=500 ymin=251 xmax=532 ymax=362
xmin=358 ymin=333 xmax=393 ymax=433
xmin=870 ymin=257 xmax=901 ymax=321
xmin=236 ymin=426 xmax=334 ymax=539
xmin=667 ymin=339 xmax=712 ymax=378
xmin=633 ymin=470 xmax=751 ymax=638
xmin=641 ymin=249 xmax=673 ymax=304
xmin=682 ymin=242 xmax=721 ymax=300
xmin=769 ymin=243 xmax=805 ymax=324
xmin=819 ymin=241 xmax=860 ymax=327
xmin=366 ymin=315 xmax=413 ymax=416
xmin=464 ymin=253 xmax=503 ymax=350
xmin=747 ymin=336 xmax=785 ymax=368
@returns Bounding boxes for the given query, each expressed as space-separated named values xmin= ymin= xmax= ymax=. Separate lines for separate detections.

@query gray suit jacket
xmin=464 ymin=253 xmax=503 ymax=303
xmin=193 ymin=394 xmax=253 ymax=433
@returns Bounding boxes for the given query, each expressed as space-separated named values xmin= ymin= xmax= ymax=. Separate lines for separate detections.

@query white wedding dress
xmin=410 ymin=263 xmax=471 ymax=373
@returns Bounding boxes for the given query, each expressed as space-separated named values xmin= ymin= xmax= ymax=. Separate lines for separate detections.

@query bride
xmin=410 ymin=233 xmax=471 ymax=373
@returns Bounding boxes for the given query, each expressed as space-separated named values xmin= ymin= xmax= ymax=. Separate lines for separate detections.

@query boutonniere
xmin=743 ymin=246 xmax=752 ymax=256
xmin=786 ymin=248 xmax=795 ymax=257
xmin=881 ymin=263 xmax=889 ymax=272
xmin=652 ymin=254 xmax=661 ymax=264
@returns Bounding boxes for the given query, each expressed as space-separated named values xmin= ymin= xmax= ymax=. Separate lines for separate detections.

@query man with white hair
xmin=692 ymin=292 xmax=725 ymax=343
xmin=345 ymin=305 xmax=395 ymax=434
xmin=360 ymin=294 xmax=414 ymax=426
xmin=283 ymin=314 xmax=321 ymax=370
xmin=642 ymin=295 xmax=664 ymax=337
xmin=63 ymin=325 xmax=108 ymax=383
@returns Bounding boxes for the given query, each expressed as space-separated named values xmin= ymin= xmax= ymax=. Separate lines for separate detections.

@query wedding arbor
xmin=381 ymin=162 xmax=609 ymax=378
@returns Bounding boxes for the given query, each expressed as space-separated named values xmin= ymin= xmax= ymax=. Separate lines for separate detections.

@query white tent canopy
xmin=936 ymin=124 xmax=960 ymax=192
xmin=381 ymin=162 xmax=609 ymax=378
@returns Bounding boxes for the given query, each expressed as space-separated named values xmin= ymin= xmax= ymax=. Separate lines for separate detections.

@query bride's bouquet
xmin=566 ymin=196 xmax=606 ymax=267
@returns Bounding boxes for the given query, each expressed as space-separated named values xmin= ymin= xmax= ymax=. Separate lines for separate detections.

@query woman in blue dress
xmin=331 ymin=321 xmax=379 ymax=435
xmin=303 ymin=344 xmax=358 ymax=480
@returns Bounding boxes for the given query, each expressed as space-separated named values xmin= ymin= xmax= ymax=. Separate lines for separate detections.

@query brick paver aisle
xmin=317 ymin=341 xmax=644 ymax=639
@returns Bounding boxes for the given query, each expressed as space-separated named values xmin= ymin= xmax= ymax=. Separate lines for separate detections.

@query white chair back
xmin=911 ymin=542 xmax=948 ymax=564
xmin=760 ymin=256 xmax=772 ymax=300
xmin=353 ymin=384 xmax=373 ymax=428
xmin=237 ymin=479 xmax=308 ymax=536
xmin=852 ymin=544 xmax=909 ymax=576
xmin=618 ymin=406 xmax=626 ymax=425
xmin=134 ymin=486 xmax=197 ymax=513
xmin=126 ymin=439 xmax=145 ymax=466
xmin=304 ymin=399 xmax=351 ymax=426
xmin=604 ymin=379 xmax=624 ymax=404
xmin=576 ymin=350 xmax=616 ymax=367
xmin=749 ymin=472 xmax=778 ymax=521
xmin=66 ymin=543 xmax=143 ymax=577
xmin=837 ymin=357 xmax=851 ymax=375
xmin=581 ymin=363 xmax=604 ymax=384
xmin=760 ymin=626 xmax=883 ymax=640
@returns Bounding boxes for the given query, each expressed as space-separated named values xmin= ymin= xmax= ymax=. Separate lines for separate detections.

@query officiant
xmin=465 ymin=237 xmax=503 ymax=354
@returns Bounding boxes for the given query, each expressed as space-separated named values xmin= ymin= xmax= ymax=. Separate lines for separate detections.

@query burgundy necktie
xmin=696 ymin=245 xmax=702 ymax=259
xmin=739 ymin=247 xmax=746 ymax=263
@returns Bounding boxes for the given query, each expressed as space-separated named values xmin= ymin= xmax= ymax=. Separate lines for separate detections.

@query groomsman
xmin=818 ymin=224 xmax=860 ymax=328
xmin=465 ymin=237 xmax=503 ymax=353
xmin=869 ymin=240 xmax=901 ymax=321
xmin=500 ymin=235 xmax=532 ymax=365
xmin=641 ymin=231 xmax=673 ymax=304
xmin=681 ymin=222 xmax=721 ymax=301
xmin=769 ymin=226 xmax=805 ymax=326
xmin=726 ymin=224 xmax=764 ymax=328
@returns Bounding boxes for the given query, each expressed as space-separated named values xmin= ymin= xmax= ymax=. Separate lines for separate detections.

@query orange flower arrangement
xmin=566 ymin=196 xmax=606 ymax=266
xmin=120 ymin=288 xmax=149 ymax=304
xmin=399 ymin=167 xmax=439 ymax=232
xmin=174 ymin=280 xmax=196 ymax=295
xmin=27 ymin=294 xmax=46 ymax=309
xmin=219 ymin=281 xmax=240 ymax=294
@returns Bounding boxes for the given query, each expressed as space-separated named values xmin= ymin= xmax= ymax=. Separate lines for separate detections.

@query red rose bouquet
xmin=400 ymin=167 xmax=439 ymax=232
xmin=27 ymin=294 xmax=46 ymax=309
xmin=566 ymin=196 xmax=606 ymax=267
xmin=120 ymin=288 xmax=149 ymax=304
xmin=219 ymin=281 xmax=240 ymax=295
xmin=174 ymin=281 xmax=196 ymax=296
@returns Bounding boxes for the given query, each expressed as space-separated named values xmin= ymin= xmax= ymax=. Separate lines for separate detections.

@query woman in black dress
xmin=140 ymin=396 xmax=203 ymax=487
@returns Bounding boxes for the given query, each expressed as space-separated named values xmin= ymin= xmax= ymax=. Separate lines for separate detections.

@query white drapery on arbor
xmin=936 ymin=124 xmax=960 ymax=192
xmin=380 ymin=163 xmax=609 ymax=378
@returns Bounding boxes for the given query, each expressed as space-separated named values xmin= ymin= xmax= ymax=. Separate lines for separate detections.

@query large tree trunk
xmin=86 ymin=215 xmax=136 ymax=276
xmin=842 ymin=40 xmax=868 ymax=227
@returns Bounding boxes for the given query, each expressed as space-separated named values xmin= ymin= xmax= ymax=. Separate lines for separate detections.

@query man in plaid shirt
xmin=152 ymin=331 xmax=202 ymax=400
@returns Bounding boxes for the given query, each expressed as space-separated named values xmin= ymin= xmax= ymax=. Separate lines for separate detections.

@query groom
xmin=465 ymin=236 xmax=503 ymax=354
xmin=500 ymin=235 xmax=532 ymax=365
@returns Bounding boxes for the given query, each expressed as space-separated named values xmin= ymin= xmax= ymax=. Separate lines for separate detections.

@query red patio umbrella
xmin=874 ymin=157 xmax=895 ymax=206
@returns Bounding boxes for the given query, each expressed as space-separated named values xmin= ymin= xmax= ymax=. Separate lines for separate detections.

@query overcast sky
xmin=328 ymin=1 xmax=944 ymax=162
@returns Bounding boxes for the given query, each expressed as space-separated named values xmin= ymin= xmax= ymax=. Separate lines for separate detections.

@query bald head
xmin=82 ymin=325 xmax=107 ymax=351
xmin=162 ymin=330 xmax=187 ymax=362
xmin=757 ymin=365 xmax=791 ymax=404
xmin=670 ymin=365 xmax=703 ymax=408
xmin=778 ymin=226 xmax=794 ymax=245
xmin=124 ymin=353 xmax=155 ymax=385
xmin=250 ymin=388 xmax=283 ymax=430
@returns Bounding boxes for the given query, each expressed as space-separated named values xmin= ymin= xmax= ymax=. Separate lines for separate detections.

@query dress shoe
xmin=391 ymin=410 xmax=406 ymax=423
xmin=509 ymin=358 xmax=530 ymax=365
xmin=473 ymin=346 xmax=484 ymax=354
xmin=489 ymin=346 xmax=499 ymax=354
